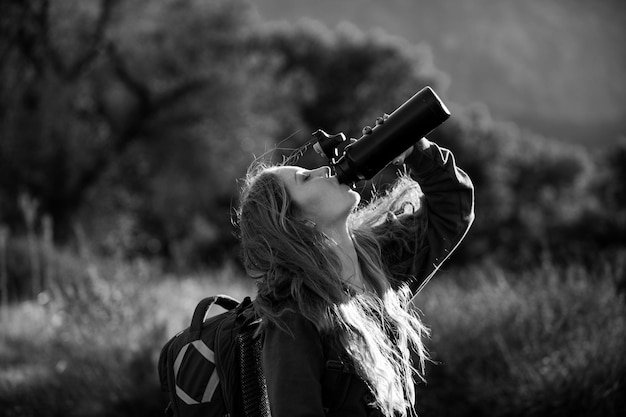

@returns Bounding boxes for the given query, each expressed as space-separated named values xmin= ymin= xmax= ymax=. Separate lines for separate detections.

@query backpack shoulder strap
xmin=189 ymin=295 xmax=240 ymax=338
xmin=211 ymin=296 xmax=270 ymax=417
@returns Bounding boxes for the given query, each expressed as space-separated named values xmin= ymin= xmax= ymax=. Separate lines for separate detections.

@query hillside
xmin=253 ymin=0 xmax=626 ymax=146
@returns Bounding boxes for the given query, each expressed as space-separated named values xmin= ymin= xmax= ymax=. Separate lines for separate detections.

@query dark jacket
xmin=261 ymin=138 xmax=475 ymax=416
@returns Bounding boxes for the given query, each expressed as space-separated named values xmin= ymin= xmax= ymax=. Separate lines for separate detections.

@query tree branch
xmin=66 ymin=0 xmax=119 ymax=79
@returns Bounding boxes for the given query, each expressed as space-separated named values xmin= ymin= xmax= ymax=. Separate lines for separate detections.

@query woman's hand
xmin=393 ymin=146 xmax=414 ymax=165
xmin=360 ymin=113 xmax=415 ymax=166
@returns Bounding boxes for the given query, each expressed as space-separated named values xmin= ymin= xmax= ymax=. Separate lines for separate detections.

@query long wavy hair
xmin=236 ymin=162 xmax=429 ymax=416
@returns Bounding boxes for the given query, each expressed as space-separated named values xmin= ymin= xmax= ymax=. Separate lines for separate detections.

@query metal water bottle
xmin=313 ymin=86 xmax=451 ymax=184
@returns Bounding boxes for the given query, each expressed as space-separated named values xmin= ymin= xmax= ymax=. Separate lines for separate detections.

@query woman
xmin=236 ymin=136 xmax=474 ymax=416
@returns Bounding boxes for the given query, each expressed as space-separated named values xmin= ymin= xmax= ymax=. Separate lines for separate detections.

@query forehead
xmin=267 ymin=165 xmax=302 ymax=186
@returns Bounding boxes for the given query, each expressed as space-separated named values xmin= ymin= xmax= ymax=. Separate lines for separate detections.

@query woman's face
xmin=270 ymin=165 xmax=360 ymax=228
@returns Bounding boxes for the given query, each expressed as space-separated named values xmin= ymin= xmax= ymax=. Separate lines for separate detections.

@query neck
xmin=321 ymin=224 xmax=365 ymax=292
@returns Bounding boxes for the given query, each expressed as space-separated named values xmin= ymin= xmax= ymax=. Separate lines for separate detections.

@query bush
xmin=433 ymin=104 xmax=600 ymax=266
xmin=2 ymin=249 xmax=623 ymax=416
xmin=0 ymin=250 xmax=255 ymax=417
xmin=0 ymin=256 xmax=167 ymax=416
xmin=413 ymin=254 xmax=626 ymax=417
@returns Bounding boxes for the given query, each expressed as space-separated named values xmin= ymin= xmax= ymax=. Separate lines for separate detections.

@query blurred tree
xmin=502 ymin=130 xmax=595 ymax=263
xmin=574 ymin=138 xmax=626 ymax=252
xmin=84 ymin=0 xmax=271 ymax=264
xmin=434 ymin=103 xmax=596 ymax=265
xmin=247 ymin=19 xmax=449 ymax=155
xmin=0 ymin=0 xmax=294 ymax=267
xmin=0 ymin=0 xmax=622 ymax=273
xmin=596 ymin=138 xmax=626 ymax=223
xmin=0 ymin=0 xmax=118 ymax=236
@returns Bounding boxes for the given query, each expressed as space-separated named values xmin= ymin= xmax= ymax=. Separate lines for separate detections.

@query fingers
xmin=360 ymin=113 xmax=413 ymax=165
xmin=361 ymin=113 xmax=390 ymax=136
xmin=393 ymin=146 xmax=414 ymax=165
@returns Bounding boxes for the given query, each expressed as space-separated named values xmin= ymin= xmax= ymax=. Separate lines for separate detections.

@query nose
xmin=311 ymin=166 xmax=331 ymax=178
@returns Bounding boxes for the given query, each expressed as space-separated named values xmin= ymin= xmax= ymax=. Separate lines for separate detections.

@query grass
xmin=412 ymin=256 xmax=626 ymax=417
xmin=0 ymin=251 xmax=624 ymax=416
xmin=0 ymin=257 xmax=255 ymax=417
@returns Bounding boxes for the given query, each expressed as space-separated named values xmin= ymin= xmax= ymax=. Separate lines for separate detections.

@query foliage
xmin=412 ymin=253 xmax=626 ymax=417
xmin=0 ymin=249 xmax=255 ymax=417
xmin=1 ymin=1 xmax=625 ymax=416
xmin=0 ymin=257 xmax=168 ymax=416
xmin=0 ymin=0 xmax=449 ymax=269
xmin=0 ymin=0 xmax=274 ymax=266
xmin=1 ymin=251 xmax=624 ymax=416
xmin=578 ymin=138 xmax=626 ymax=248
xmin=432 ymin=104 xmax=605 ymax=265
xmin=248 ymin=19 xmax=448 ymax=140
xmin=1 ymin=0 xmax=623 ymax=274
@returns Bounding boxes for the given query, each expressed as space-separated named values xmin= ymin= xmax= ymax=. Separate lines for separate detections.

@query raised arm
xmin=379 ymin=137 xmax=475 ymax=295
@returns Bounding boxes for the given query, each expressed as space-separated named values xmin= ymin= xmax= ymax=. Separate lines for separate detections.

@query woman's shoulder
xmin=262 ymin=308 xmax=321 ymax=339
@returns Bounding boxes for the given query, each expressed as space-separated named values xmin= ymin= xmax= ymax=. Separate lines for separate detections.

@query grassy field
xmin=0 ymin=254 xmax=624 ymax=416
xmin=413 ymin=257 xmax=626 ymax=417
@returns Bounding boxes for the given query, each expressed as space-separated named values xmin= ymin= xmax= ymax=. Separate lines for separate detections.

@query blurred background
xmin=0 ymin=0 xmax=624 ymax=416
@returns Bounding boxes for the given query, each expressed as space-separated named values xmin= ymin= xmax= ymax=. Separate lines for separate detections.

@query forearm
xmin=403 ymin=138 xmax=475 ymax=291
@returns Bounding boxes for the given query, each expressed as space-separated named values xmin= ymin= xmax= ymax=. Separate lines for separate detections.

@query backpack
xmin=158 ymin=295 xmax=271 ymax=417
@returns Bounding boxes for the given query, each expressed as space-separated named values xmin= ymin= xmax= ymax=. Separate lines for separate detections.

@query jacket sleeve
xmin=261 ymin=312 xmax=326 ymax=417
xmin=379 ymin=137 xmax=475 ymax=295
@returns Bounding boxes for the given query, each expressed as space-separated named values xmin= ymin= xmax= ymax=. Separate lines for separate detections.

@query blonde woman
xmin=236 ymin=137 xmax=474 ymax=416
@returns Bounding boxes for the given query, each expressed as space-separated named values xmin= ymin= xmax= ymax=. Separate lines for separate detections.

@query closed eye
xmin=297 ymin=172 xmax=310 ymax=183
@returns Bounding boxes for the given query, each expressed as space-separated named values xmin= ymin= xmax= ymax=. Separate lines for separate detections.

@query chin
xmin=350 ymin=191 xmax=361 ymax=206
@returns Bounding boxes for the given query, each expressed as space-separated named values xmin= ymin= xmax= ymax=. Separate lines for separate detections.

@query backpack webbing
xmin=238 ymin=328 xmax=271 ymax=417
